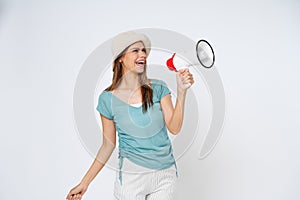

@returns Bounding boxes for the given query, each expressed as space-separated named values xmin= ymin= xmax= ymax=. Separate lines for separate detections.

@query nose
xmin=139 ymin=49 xmax=147 ymax=58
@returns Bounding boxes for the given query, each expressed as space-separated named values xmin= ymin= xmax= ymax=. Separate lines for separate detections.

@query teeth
xmin=136 ymin=61 xmax=145 ymax=64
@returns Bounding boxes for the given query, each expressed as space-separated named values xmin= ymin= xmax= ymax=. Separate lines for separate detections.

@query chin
xmin=136 ymin=70 xmax=144 ymax=74
xmin=135 ymin=66 xmax=145 ymax=74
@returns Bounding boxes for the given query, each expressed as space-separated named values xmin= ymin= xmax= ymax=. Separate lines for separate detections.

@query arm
xmin=161 ymin=69 xmax=194 ymax=135
xmin=66 ymin=115 xmax=116 ymax=200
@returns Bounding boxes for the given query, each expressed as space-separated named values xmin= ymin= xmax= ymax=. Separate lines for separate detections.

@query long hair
xmin=105 ymin=50 xmax=153 ymax=113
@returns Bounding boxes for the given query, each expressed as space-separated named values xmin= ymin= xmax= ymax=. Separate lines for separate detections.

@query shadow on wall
xmin=0 ymin=1 xmax=6 ymax=28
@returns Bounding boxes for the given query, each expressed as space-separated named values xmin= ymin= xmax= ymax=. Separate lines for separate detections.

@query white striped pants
xmin=113 ymin=158 xmax=177 ymax=200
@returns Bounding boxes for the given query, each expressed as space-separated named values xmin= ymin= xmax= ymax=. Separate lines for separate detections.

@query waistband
xmin=118 ymin=151 xmax=178 ymax=185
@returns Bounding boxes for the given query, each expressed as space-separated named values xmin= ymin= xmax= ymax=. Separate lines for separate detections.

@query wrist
xmin=176 ymin=89 xmax=187 ymax=105
xmin=80 ymin=179 xmax=90 ymax=187
xmin=177 ymin=88 xmax=187 ymax=96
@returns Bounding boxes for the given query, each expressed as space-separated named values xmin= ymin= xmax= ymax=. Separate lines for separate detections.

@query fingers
xmin=66 ymin=188 xmax=76 ymax=199
xmin=72 ymin=194 xmax=82 ymax=200
xmin=66 ymin=187 xmax=84 ymax=200
xmin=66 ymin=183 xmax=88 ymax=200
xmin=66 ymin=191 xmax=73 ymax=200
xmin=178 ymin=68 xmax=194 ymax=86
xmin=66 ymin=193 xmax=82 ymax=200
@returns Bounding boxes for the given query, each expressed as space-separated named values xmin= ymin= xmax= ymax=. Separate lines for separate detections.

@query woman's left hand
xmin=176 ymin=68 xmax=194 ymax=92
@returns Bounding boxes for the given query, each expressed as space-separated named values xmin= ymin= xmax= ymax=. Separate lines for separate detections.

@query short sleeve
xmin=153 ymin=79 xmax=171 ymax=101
xmin=96 ymin=91 xmax=113 ymax=119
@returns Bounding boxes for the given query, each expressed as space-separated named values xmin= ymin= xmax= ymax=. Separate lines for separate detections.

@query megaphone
xmin=165 ymin=39 xmax=215 ymax=88
xmin=166 ymin=39 xmax=215 ymax=71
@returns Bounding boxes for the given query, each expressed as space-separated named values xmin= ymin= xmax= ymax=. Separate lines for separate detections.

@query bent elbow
xmin=168 ymin=128 xmax=181 ymax=135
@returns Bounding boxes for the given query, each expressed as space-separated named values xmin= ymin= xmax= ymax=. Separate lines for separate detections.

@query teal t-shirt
xmin=96 ymin=79 xmax=176 ymax=183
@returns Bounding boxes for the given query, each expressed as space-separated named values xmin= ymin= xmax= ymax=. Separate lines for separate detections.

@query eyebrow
xmin=128 ymin=47 xmax=146 ymax=51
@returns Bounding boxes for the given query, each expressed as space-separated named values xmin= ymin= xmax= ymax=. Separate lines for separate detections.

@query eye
xmin=142 ymin=48 xmax=146 ymax=53
xmin=132 ymin=49 xmax=138 ymax=52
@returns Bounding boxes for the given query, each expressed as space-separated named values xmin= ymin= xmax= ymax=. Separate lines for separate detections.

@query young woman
xmin=66 ymin=31 xmax=194 ymax=200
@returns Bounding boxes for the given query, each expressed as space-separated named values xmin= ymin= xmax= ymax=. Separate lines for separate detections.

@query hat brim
xmin=112 ymin=31 xmax=151 ymax=60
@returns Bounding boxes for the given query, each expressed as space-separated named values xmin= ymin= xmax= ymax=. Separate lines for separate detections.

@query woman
xmin=66 ymin=31 xmax=194 ymax=200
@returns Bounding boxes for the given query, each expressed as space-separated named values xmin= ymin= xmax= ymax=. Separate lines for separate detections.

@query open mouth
xmin=135 ymin=60 xmax=145 ymax=67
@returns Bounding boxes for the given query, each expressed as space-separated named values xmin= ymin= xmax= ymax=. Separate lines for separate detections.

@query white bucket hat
xmin=111 ymin=31 xmax=151 ymax=60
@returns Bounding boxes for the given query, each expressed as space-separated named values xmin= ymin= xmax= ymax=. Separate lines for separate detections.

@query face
xmin=119 ymin=41 xmax=147 ymax=74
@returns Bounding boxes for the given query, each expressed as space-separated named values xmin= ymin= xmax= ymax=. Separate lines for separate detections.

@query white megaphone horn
xmin=165 ymin=39 xmax=215 ymax=88
xmin=166 ymin=39 xmax=215 ymax=70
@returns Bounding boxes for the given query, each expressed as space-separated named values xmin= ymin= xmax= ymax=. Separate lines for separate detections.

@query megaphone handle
xmin=178 ymin=66 xmax=192 ymax=89
xmin=185 ymin=82 xmax=192 ymax=89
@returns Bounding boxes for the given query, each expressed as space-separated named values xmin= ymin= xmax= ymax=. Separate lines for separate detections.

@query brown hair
xmin=105 ymin=49 xmax=153 ymax=113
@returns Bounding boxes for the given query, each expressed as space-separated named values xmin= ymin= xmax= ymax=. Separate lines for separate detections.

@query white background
xmin=0 ymin=0 xmax=299 ymax=199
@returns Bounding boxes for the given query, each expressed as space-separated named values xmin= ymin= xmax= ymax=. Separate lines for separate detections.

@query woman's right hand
xmin=66 ymin=183 xmax=88 ymax=200
xmin=176 ymin=68 xmax=194 ymax=92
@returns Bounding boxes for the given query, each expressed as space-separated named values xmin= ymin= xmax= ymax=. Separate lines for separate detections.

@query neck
xmin=118 ymin=71 xmax=140 ymax=90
